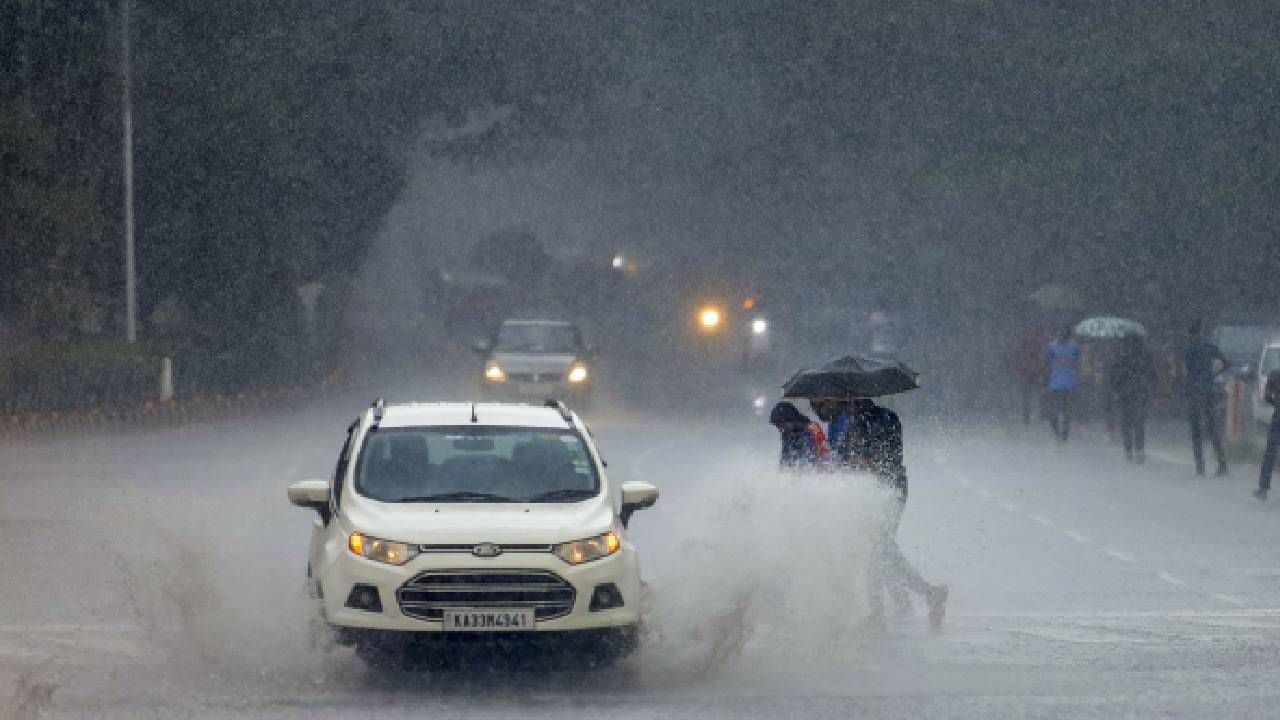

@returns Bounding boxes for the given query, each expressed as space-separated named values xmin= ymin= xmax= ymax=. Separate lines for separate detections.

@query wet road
xmin=4 ymin=392 xmax=1280 ymax=719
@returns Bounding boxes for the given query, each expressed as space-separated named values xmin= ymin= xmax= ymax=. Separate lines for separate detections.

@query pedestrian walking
xmin=1011 ymin=328 xmax=1047 ymax=425
xmin=1108 ymin=333 xmax=1157 ymax=463
xmin=1183 ymin=321 xmax=1230 ymax=476
xmin=1043 ymin=326 xmax=1081 ymax=444
xmin=769 ymin=401 xmax=828 ymax=468
xmin=814 ymin=397 xmax=948 ymax=629
xmin=1254 ymin=370 xmax=1280 ymax=500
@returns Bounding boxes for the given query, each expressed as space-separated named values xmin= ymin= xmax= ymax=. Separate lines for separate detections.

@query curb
xmin=0 ymin=370 xmax=344 ymax=438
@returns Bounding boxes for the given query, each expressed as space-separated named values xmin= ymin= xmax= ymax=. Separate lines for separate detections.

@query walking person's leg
xmin=1047 ymin=386 xmax=1061 ymax=439
xmin=879 ymin=490 xmax=947 ymax=628
xmin=1257 ymin=412 xmax=1280 ymax=499
xmin=1119 ymin=399 xmax=1135 ymax=460
xmin=1061 ymin=390 xmax=1072 ymax=441
xmin=1207 ymin=396 xmax=1228 ymax=475
xmin=1133 ymin=400 xmax=1147 ymax=463
xmin=1189 ymin=400 xmax=1206 ymax=474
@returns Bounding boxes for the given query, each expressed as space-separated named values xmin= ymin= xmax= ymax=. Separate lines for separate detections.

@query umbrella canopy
xmin=1074 ymin=316 xmax=1146 ymax=339
xmin=782 ymin=355 xmax=920 ymax=400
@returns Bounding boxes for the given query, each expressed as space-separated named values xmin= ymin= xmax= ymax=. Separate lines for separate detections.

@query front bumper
xmin=317 ymin=546 xmax=640 ymax=634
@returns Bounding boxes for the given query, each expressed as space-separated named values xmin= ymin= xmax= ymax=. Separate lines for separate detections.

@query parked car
xmin=287 ymin=399 xmax=658 ymax=667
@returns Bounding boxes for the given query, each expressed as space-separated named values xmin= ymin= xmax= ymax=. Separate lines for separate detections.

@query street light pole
xmin=121 ymin=0 xmax=137 ymax=343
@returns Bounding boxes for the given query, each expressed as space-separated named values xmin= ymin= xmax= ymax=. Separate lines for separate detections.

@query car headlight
xmin=751 ymin=318 xmax=769 ymax=335
xmin=349 ymin=532 xmax=419 ymax=565
xmin=553 ymin=531 xmax=620 ymax=565
xmin=484 ymin=363 xmax=505 ymax=382
xmin=567 ymin=364 xmax=589 ymax=383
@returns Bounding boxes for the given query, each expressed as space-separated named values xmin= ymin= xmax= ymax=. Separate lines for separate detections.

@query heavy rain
xmin=4 ymin=3 xmax=1280 ymax=718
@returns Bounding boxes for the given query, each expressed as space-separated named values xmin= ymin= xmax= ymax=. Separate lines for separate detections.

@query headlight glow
xmin=751 ymin=318 xmax=769 ymax=335
xmin=699 ymin=307 xmax=722 ymax=330
xmin=348 ymin=532 xmax=419 ymax=565
xmin=567 ymin=364 xmax=589 ymax=383
xmin=553 ymin=531 xmax=620 ymax=565
xmin=484 ymin=364 xmax=505 ymax=382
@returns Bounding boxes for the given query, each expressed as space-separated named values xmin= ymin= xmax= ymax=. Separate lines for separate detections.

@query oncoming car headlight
xmin=553 ymin=531 xmax=620 ymax=565
xmin=484 ymin=363 xmax=505 ymax=382
xmin=567 ymin=364 xmax=589 ymax=383
xmin=349 ymin=532 xmax=419 ymax=565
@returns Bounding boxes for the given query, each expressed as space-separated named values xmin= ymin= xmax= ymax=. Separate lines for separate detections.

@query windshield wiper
xmin=394 ymin=491 xmax=512 ymax=503
xmin=525 ymin=488 xmax=597 ymax=502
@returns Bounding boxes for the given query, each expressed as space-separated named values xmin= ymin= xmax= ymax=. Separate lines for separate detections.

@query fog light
xmin=589 ymin=583 xmax=625 ymax=611
xmin=344 ymin=584 xmax=383 ymax=613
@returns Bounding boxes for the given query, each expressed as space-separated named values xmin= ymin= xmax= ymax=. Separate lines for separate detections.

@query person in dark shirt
xmin=769 ymin=401 xmax=827 ymax=468
xmin=827 ymin=398 xmax=947 ymax=629
xmin=1109 ymin=333 xmax=1158 ymax=463
xmin=1255 ymin=371 xmax=1280 ymax=501
xmin=1183 ymin=322 xmax=1230 ymax=476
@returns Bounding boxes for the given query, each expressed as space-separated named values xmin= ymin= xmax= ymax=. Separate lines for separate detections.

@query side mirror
xmin=619 ymin=481 xmax=659 ymax=528
xmin=472 ymin=339 xmax=492 ymax=354
xmin=288 ymin=479 xmax=332 ymax=524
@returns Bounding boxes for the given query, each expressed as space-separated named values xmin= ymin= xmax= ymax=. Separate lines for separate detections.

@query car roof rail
xmin=370 ymin=397 xmax=386 ymax=428
xmin=543 ymin=398 xmax=574 ymax=424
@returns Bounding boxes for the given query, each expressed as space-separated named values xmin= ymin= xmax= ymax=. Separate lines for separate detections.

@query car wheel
xmin=583 ymin=625 xmax=639 ymax=668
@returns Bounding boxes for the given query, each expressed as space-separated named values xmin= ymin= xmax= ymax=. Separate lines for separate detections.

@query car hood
xmin=492 ymin=352 xmax=578 ymax=373
xmin=343 ymin=498 xmax=614 ymax=545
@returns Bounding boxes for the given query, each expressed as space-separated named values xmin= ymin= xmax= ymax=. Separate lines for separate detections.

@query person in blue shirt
xmin=1043 ymin=325 xmax=1081 ymax=444
xmin=769 ymin=401 xmax=828 ymax=468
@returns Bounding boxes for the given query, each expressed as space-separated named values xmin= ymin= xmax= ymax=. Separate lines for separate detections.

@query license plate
xmin=442 ymin=608 xmax=535 ymax=632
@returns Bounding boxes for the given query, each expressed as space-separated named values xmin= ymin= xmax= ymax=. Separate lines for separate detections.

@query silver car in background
xmin=476 ymin=320 xmax=595 ymax=411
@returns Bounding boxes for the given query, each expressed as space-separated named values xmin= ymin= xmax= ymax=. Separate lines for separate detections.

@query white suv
xmin=288 ymin=400 xmax=658 ymax=666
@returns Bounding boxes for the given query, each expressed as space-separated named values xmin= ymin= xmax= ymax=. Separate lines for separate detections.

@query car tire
xmin=582 ymin=625 xmax=640 ymax=668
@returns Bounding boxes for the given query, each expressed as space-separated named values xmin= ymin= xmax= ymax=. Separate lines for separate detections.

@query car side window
xmin=331 ymin=423 xmax=357 ymax=509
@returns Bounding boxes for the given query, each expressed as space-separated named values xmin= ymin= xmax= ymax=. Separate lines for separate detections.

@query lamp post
xmin=121 ymin=0 xmax=137 ymax=343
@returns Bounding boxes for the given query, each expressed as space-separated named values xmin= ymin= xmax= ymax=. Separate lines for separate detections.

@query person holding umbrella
xmin=768 ymin=400 xmax=828 ymax=468
xmin=785 ymin=356 xmax=948 ymax=629
xmin=1108 ymin=332 xmax=1158 ymax=464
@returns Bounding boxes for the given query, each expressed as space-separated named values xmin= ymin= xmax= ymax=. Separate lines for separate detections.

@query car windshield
xmin=353 ymin=426 xmax=598 ymax=503
xmin=494 ymin=323 xmax=582 ymax=353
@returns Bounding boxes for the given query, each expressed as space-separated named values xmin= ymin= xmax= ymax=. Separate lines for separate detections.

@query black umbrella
xmin=782 ymin=355 xmax=920 ymax=399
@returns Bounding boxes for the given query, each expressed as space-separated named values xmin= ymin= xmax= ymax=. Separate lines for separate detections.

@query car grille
xmin=507 ymin=372 xmax=563 ymax=383
xmin=397 ymin=570 xmax=577 ymax=622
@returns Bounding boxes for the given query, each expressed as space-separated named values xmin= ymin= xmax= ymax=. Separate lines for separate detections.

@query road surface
xmin=3 ymin=390 xmax=1280 ymax=718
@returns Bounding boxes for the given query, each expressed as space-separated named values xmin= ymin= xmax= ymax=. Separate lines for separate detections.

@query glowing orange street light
xmin=698 ymin=306 xmax=723 ymax=331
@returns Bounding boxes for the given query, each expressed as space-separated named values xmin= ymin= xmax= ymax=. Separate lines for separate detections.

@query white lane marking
xmin=1063 ymin=529 xmax=1092 ymax=544
xmin=1158 ymin=571 xmax=1187 ymax=587
xmin=999 ymin=501 xmax=1019 ymax=512
xmin=1029 ymin=514 xmax=1053 ymax=527
xmin=1146 ymin=450 xmax=1194 ymax=468
xmin=1105 ymin=549 xmax=1137 ymax=564
xmin=1212 ymin=593 xmax=1247 ymax=606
